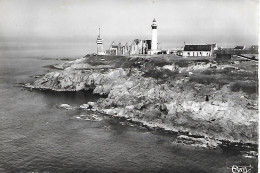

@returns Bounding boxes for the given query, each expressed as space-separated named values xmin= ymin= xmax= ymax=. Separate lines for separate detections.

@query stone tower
xmin=96 ymin=28 xmax=105 ymax=55
xmin=151 ymin=18 xmax=158 ymax=54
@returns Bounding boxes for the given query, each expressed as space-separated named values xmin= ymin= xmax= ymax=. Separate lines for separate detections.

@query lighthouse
xmin=96 ymin=28 xmax=105 ymax=55
xmin=151 ymin=18 xmax=158 ymax=55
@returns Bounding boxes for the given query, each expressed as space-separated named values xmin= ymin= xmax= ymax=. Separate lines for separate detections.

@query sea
xmin=0 ymin=43 xmax=257 ymax=173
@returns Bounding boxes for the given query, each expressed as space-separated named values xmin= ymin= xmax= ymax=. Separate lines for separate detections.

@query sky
xmin=0 ymin=0 xmax=259 ymax=55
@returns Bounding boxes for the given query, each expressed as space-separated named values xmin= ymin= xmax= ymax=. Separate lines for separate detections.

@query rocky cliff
xmin=25 ymin=55 xmax=258 ymax=148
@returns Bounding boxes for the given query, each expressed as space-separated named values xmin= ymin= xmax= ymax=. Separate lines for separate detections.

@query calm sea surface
xmin=0 ymin=46 xmax=257 ymax=173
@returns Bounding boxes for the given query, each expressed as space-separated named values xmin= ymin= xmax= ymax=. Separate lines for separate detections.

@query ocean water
xmin=0 ymin=46 xmax=257 ymax=173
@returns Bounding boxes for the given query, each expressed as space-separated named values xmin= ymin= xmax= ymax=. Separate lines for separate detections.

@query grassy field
xmin=83 ymin=54 xmax=258 ymax=96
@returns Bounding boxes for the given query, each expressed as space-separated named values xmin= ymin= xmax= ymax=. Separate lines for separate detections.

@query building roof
xmin=111 ymin=45 xmax=118 ymax=48
xmin=184 ymin=45 xmax=212 ymax=51
xmin=234 ymin=46 xmax=245 ymax=50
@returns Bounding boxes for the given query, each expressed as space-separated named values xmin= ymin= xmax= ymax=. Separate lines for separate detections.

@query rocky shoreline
xmin=50 ymin=99 xmax=257 ymax=155
xmin=25 ymin=55 xmax=258 ymax=152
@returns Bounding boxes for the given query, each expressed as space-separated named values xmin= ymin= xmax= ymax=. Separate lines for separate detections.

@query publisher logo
xmin=231 ymin=165 xmax=252 ymax=173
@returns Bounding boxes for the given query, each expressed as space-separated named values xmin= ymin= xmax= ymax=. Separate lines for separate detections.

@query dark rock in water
xmin=219 ymin=140 xmax=258 ymax=152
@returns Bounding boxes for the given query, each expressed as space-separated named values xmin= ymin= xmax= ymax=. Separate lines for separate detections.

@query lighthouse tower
xmin=151 ymin=18 xmax=158 ymax=55
xmin=96 ymin=28 xmax=105 ymax=55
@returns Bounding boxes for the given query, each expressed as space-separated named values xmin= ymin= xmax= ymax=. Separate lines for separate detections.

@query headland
xmin=25 ymin=54 xmax=258 ymax=151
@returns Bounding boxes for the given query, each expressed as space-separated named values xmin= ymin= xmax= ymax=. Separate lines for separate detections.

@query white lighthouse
xmin=96 ymin=28 xmax=105 ymax=55
xmin=150 ymin=18 xmax=158 ymax=55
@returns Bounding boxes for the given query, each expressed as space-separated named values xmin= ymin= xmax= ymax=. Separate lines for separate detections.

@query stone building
xmin=122 ymin=43 xmax=130 ymax=55
xmin=106 ymin=39 xmax=151 ymax=55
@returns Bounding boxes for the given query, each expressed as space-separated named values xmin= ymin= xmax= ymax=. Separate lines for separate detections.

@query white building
xmin=182 ymin=44 xmax=217 ymax=57
xmin=148 ymin=19 xmax=160 ymax=55
xmin=106 ymin=41 xmax=118 ymax=55
xmin=96 ymin=28 xmax=105 ymax=55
